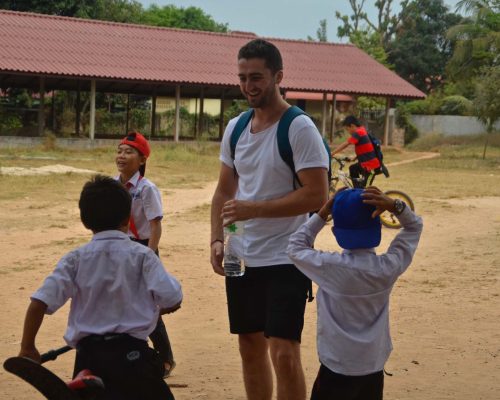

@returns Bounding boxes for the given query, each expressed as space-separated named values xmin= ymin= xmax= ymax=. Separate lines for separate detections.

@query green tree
xmin=350 ymin=30 xmax=392 ymax=67
xmin=473 ymin=65 xmax=500 ymax=158
xmin=76 ymin=0 xmax=144 ymax=23
xmin=387 ymin=0 xmax=462 ymax=92
xmin=0 ymin=0 xmax=94 ymax=16
xmin=140 ymin=4 xmax=228 ymax=32
xmin=335 ymin=0 xmax=409 ymax=47
xmin=308 ymin=19 xmax=328 ymax=42
xmin=446 ymin=0 xmax=500 ymax=91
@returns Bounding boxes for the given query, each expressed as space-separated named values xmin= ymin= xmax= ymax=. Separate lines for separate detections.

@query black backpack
xmin=230 ymin=106 xmax=332 ymax=188
xmin=367 ymin=132 xmax=389 ymax=177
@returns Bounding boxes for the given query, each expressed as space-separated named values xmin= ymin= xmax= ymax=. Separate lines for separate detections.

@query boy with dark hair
xmin=287 ymin=187 xmax=423 ymax=400
xmin=18 ymin=175 xmax=182 ymax=400
xmin=331 ymin=115 xmax=381 ymax=188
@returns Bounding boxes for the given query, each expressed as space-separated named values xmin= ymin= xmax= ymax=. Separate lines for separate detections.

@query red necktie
xmin=125 ymin=182 xmax=140 ymax=239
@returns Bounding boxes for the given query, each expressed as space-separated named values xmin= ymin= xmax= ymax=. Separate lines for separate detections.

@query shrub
xmin=438 ymin=95 xmax=473 ymax=116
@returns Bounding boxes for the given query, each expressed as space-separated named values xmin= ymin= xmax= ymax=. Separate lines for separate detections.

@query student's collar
xmin=126 ymin=171 xmax=142 ymax=187
xmin=92 ymin=230 xmax=129 ymax=241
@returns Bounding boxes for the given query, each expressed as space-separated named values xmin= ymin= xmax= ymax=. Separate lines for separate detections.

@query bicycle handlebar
xmin=40 ymin=345 xmax=73 ymax=364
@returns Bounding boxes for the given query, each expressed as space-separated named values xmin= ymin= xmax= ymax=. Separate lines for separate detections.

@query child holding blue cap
xmin=287 ymin=187 xmax=423 ymax=400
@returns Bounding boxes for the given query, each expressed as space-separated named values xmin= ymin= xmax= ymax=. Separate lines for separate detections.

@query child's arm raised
xmin=19 ymin=299 xmax=48 ymax=362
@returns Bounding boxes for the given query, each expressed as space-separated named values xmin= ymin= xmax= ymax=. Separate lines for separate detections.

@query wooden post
xmin=383 ymin=97 xmax=390 ymax=146
xmin=151 ymin=93 xmax=157 ymax=138
xmin=174 ymin=85 xmax=180 ymax=142
xmin=329 ymin=93 xmax=337 ymax=143
xmin=219 ymin=89 xmax=225 ymax=140
xmin=51 ymin=90 xmax=56 ymax=132
xmin=321 ymin=92 xmax=327 ymax=137
xmin=197 ymin=87 xmax=205 ymax=139
xmin=75 ymin=81 xmax=81 ymax=136
xmin=37 ymin=76 xmax=45 ymax=136
xmin=125 ymin=93 xmax=130 ymax=134
xmin=89 ymin=80 xmax=96 ymax=140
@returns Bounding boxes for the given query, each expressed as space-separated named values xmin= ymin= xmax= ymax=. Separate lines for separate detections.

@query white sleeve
xmin=142 ymin=183 xmax=163 ymax=221
xmin=31 ymin=251 xmax=78 ymax=315
xmin=219 ymin=116 xmax=240 ymax=169
xmin=287 ymin=214 xmax=331 ymax=286
xmin=289 ymin=115 xmax=330 ymax=172
xmin=379 ymin=207 xmax=423 ymax=277
xmin=143 ymin=252 xmax=183 ymax=309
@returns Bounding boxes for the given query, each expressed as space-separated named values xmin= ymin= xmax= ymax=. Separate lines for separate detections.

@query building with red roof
xmin=0 ymin=10 xmax=425 ymax=142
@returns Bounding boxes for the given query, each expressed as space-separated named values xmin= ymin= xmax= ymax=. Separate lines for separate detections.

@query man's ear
xmin=275 ymin=70 xmax=283 ymax=85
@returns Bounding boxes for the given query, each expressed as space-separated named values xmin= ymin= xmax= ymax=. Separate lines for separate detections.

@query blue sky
xmin=138 ymin=0 xmax=464 ymax=41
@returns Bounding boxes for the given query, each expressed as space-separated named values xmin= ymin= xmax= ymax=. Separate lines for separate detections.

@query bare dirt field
xmin=0 ymin=153 xmax=499 ymax=399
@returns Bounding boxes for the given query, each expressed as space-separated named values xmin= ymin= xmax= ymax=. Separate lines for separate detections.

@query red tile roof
xmin=0 ymin=10 xmax=425 ymax=99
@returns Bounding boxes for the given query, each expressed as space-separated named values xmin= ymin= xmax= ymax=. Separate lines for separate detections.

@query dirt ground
xmin=0 ymin=170 xmax=499 ymax=399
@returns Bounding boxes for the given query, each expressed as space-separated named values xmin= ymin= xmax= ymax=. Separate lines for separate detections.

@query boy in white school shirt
xmin=17 ymin=175 xmax=182 ymax=400
xmin=287 ymin=187 xmax=423 ymax=400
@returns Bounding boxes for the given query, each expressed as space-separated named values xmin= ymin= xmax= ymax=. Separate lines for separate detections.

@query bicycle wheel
xmin=380 ymin=190 xmax=415 ymax=229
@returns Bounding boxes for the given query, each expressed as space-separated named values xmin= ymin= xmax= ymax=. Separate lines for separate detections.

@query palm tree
xmin=446 ymin=0 xmax=500 ymax=81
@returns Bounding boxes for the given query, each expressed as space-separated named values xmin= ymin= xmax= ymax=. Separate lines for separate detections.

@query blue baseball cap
xmin=332 ymin=188 xmax=381 ymax=249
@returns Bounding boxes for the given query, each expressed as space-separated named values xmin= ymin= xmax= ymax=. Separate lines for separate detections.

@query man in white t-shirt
xmin=210 ymin=39 xmax=329 ymax=400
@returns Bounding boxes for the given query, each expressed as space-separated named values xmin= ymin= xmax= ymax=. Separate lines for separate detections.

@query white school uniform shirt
xmin=220 ymin=113 xmax=329 ymax=267
xmin=115 ymin=172 xmax=163 ymax=240
xmin=31 ymin=230 xmax=183 ymax=347
xmin=287 ymin=208 xmax=423 ymax=376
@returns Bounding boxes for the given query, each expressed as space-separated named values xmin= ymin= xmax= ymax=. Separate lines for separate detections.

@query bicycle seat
xmin=67 ymin=369 xmax=104 ymax=392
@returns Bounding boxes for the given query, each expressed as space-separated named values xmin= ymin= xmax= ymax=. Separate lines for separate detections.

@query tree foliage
xmin=140 ymin=4 xmax=227 ymax=32
xmin=473 ymin=65 xmax=500 ymax=158
xmin=335 ymin=0 xmax=408 ymax=47
xmin=387 ymin=0 xmax=463 ymax=92
xmin=446 ymin=0 xmax=500 ymax=85
xmin=308 ymin=19 xmax=328 ymax=42
xmin=0 ymin=1 xmax=228 ymax=32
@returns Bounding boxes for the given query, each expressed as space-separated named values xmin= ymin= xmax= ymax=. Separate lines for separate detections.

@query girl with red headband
xmin=115 ymin=131 xmax=176 ymax=378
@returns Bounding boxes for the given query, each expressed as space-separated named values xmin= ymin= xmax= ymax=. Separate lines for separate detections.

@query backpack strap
xmin=277 ymin=106 xmax=306 ymax=188
xmin=230 ymin=109 xmax=254 ymax=161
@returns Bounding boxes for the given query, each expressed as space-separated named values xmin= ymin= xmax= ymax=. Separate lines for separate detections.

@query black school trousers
xmin=74 ymin=333 xmax=174 ymax=400
xmin=310 ymin=364 xmax=384 ymax=400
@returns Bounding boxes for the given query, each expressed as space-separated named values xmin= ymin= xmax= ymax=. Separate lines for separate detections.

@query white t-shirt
xmin=115 ymin=172 xmax=163 ymax=240
xmin=220 ymin=112 xmax=329 ymax=267
xmin=32 ymin=230 xmax=182 ymax=347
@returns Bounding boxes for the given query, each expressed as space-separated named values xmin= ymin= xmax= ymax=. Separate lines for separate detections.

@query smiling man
xmin=210 ymin=39 xmax=329 ymax=400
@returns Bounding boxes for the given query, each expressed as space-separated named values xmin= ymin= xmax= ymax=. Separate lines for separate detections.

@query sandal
xmin=163 ymin=361 xmax=176 ymax=379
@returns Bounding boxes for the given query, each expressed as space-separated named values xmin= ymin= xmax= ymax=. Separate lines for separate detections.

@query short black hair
xmin=341 ymin=115 xmax=362 ymax=127
xmin=79 ymin=175 xmax=131 ymax=232
xmin=238 ymin=39 xmax=283 ymax=74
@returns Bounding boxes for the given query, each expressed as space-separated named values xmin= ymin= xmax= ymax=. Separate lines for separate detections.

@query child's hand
xmin=317 ymin=197 xmax=334 ymax=221
xmin=18 ymin=346 xmax=41 ymax=363
xmin=361 ymin=186 xmax=396 ymax=217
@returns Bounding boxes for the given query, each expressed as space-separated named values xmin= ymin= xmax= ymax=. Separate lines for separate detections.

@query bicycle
xmin=3 ymin=346 xmax=104 ymax=400
xmin=329 ymin=156 xmax=415 ymax=229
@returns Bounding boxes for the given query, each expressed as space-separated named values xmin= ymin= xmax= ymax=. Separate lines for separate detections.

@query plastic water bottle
xmin=223 ymin=221 xmax=245 ymax=277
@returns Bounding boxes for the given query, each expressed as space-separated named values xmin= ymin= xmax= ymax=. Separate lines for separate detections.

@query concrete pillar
xmin=383 ymin=98 xmax=390 ymax=146
xmin=89 ymin=80 xmax=96 ymax=140
xmin=321 ymin=92 xmax=327 ymax=137
xmin=37 ymin=76 xmax=45 ymax=136
xmin=174 ymin=85 xmax=180 ymax=142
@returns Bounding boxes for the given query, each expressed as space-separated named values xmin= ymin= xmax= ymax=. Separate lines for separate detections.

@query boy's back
xmin=288 ymin=187 xmax=423 ymax=399
xmin=18 ymin=176 xmax=181 ymax=400
xmin=33 ymin=230 xmax=182 ymax=347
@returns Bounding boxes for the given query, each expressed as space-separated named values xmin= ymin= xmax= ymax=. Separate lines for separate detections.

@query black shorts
xmin=310 ymin=364 xmax=384 ymax=400
xmin=225 ymin=264 xmax=311 ymax=342
xmin=75 ymin=334 xmax=174 ymax=400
